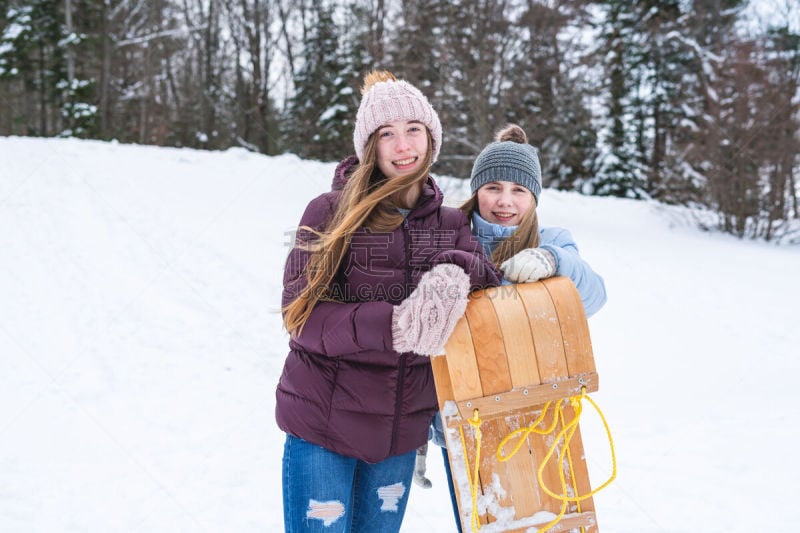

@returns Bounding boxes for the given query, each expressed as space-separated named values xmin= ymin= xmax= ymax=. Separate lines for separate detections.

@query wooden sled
xmin=432 ymin=276 xmax=600 ymax=533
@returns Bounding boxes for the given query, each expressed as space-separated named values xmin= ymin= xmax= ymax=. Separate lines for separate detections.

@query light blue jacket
xmin=471 ymin=212 xmax=607 ymax=317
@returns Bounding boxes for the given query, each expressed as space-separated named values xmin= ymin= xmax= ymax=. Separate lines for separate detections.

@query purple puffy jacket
xmin=275 ymin=156 xmax=501 ymax=463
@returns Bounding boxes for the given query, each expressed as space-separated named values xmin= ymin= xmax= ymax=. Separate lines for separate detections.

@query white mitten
xmin=500 ymin=248 xmax=556 ymax=283
xmin=413 ymin=444 xmax=432 ymax=488
xmin=392 ymin=263 xmax=470 ymax=356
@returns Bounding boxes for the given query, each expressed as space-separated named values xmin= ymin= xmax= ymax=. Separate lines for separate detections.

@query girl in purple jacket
xmin=276 ymin=71 xmax=501 ymax=533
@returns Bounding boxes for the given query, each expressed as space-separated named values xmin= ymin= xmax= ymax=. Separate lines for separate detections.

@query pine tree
xmin=758 ymin=24 xmax=800 ymax=241
xmin=58 ymin=0 xmax=99 ymax=137
xmin=1 ymin=1 xmax=66 ymax=135
xmin=681 ymin=0 xmax=752 ymax=234
xmin=510 ymin=0 xmax=598 ymax=192
xmin=588 ymin=0 xmax=646 ymax=198
xmin=222 ymin=0 xmax=282 ymax=154
xmin=385 ymin=0 xmax=451 ymax=170
xmin=391 ymin=0 xmax=446 ymax=95
xmin=625 ymin=0 xmax=690 ymax=201
xmin=435 ymin=0 xmax=513 ymax=177
xmin=284 ymin=0 xmax=357 ymax=161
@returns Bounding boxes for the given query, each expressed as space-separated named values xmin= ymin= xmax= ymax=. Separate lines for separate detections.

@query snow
xmin=2 ymin=136 xmax=800 ymax=532
xmin=319 ymin=104 xmax=347 ymax=123
xmin=2 ymin=20 xmax=29 ymax=42
xmin=739 ymin=0 xmax=800 ymax=35
xmin=57 ymin=33 xmax=86 ymax=48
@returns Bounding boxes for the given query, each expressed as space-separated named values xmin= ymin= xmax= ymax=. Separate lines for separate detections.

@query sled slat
xmin=493 ymin=289 xmax=540 ymax=388
xmin=430 ymin=355 xmax=455 ymax=412
xmin=517 ymin=282 xmax=569 ymax=383
xmin=526 ymin=405 xmax=566 ymax=514
xmin=477 ymin=419 xmax=513 ymax=523
xmin=496 ymin=416 xmax=539 ymax=518
xmin=443 ymin=317 xmax=482 ymax=402
xmin=546 ymin=277 xmax=596 ymax=375
xmin=563 ymin=408 xmax=596 ymax=515
xmin=465 ymin=292 xmax=512 ymax=396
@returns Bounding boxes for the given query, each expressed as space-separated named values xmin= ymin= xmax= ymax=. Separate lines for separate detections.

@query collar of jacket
xmin=331 ymin=155 xmax=444 ymax=220
xmin=471 ymin=211 xmax=517 ymax=256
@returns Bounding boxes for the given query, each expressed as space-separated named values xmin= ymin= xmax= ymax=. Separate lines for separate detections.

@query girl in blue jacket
xmin=415 ymin=124 xmax=607 ymax=531
xmin=460 ymin=123 xmax=606 ymax=314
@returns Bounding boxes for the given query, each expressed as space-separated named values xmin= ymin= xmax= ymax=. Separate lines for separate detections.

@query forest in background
xmin=1 ymin=0 xmax=799 ymax=241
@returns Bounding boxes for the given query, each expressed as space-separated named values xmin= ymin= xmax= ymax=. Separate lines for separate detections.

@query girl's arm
xmin=282 ymin=194 xmax=396 ymax=357
xmin=539 ymin=228 xmax=607 ymax=317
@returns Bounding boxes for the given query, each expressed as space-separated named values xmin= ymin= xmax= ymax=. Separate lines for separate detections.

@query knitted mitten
xmin=392 ymin=263 xmax=470 ymax=356
xmin=500 ymin=248 xmax=556 ymax=283
xmin=413 ymin=443 xmax=432 ymax=488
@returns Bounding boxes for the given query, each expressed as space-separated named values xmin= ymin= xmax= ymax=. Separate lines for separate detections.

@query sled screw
xmin=578 ymin=378 xmax=586 ymax=385
xmin=523 ymin=389 xmax=529 ymax=396
xmin=552 ymin=383 xmax=559 ymax=390
xmin=495 ymin=396 xmax=500 ymax=402
xmin=466 ymin=401 xmax=472 ymax=408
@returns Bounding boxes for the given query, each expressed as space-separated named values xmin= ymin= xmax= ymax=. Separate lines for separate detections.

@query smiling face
xmin=374 ymin=120 xmax=429 ymax=179
xmin=476 ymin=180 xmax=535 ymax=226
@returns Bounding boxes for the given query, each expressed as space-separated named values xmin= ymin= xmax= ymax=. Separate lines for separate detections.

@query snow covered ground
xmin=2 ymin=136 xmax=799 ymax=532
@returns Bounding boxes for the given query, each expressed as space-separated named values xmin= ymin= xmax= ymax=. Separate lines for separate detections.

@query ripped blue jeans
xmin=282 ymin=434 xmax=415 ymax=533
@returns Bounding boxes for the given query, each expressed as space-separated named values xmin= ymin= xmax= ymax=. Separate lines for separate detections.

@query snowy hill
xmin=2 ymin=136 xmax=799 ymax=532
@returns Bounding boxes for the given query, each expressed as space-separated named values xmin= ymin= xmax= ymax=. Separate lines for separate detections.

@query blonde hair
xmin=282 ymin=82 xmax=434 ymax=336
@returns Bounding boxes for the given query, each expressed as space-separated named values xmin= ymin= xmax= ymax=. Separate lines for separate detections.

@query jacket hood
xmin=330 ymin=155 xmax=444 ymax=218
xmin=332 ymin=155 xmax=359 ymax=191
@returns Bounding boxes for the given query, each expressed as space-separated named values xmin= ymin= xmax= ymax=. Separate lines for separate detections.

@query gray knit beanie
xmin=469 ymin=141 xmax=542 ymax=203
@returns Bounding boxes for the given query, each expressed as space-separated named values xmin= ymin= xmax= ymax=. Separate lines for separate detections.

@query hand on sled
xmin=391 ymin=264 xmax=470 ymax=356
xmin=501 ymin=247 xmax=556 ymax=283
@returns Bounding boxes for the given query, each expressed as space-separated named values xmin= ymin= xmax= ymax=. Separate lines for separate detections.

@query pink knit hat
xmin=353 ymin=72 xmax=442 ymax=163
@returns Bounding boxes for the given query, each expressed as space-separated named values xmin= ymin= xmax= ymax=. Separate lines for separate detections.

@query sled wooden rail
xmin=524 ymin=511 xmax=597 ymax=533
xmin=525 ymin=511 xmax=597 ymax=533
xmin=447 ymin=372 xmax=599 ymax=424
xmin=464 ymin=511 xmax=598 ymax=533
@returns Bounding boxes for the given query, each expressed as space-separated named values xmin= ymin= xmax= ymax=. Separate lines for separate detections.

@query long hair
xmin=282 ymin=131 xmax=434 ymax=336
xmin=460 ymin=123 xmax=540 ymax=267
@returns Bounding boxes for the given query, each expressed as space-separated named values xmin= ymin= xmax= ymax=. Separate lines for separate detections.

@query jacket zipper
xmin=403 ymin=217 xmax=411 ymax=293
xmin=391 ymin=352 xmax=407 ymax=456
xmin=390 ymin=217 xmax=412 ymax=456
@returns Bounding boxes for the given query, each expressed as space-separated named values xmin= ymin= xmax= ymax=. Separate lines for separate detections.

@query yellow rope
xmin=561 ymin=403 xmax=584 ymax=533
xmin=494 ymin=387 xmax=617 ymax=533
xmin=494 ymin=401 xmax=568 ymax=532
xmin=458 ymin=409 xmax=484 ymax=533
xmin=495 ymin=400 xmax=557 ymax=461
xmin=457 ymin=388 xmax=616 ymax=533
xmin=537 ymin=398 xmax=582 ymax=532
xmin=538 ymin=389 xmax=617 ymax=501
